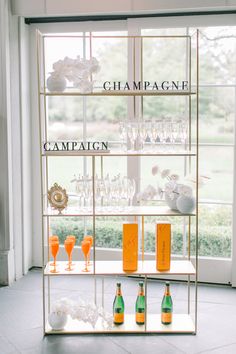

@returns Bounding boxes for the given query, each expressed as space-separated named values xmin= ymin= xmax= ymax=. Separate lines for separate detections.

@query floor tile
xmin=200 ymin=342 xmax=236 ymax=354
xmin=109 ymin=335 xmax=185 ymax=354
xmin=0 ymin=336 xmax=19 ymax=353
xmin=1 ymin=270 xmax=236 ymax=354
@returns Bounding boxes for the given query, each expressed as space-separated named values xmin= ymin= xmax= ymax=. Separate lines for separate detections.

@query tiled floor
xmin=0 ymin=269 xmax=236 ymax=354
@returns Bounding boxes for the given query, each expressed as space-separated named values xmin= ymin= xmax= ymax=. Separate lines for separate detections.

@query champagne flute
xmin=150 ymin=120 xmax=158 ymax=152
xmin=66 ymin=235 xmax=76 ymax=266
xmin=171 ymin=121 xmax=179 ymax=152
xmin=179 ymin=120 xmax=188 ymax=149
xmin=128 ymin=178 xmax=136 ymax=208
xmin=119 ymin=121 xmax=126 ymax=151
xmin=83 ymin=235 xmax=93 ymax=265
xmin=64 ymin=239 xmax=74 ymax=271
xmin=49 ymin=235 xmax=59 ymax=266
xmin=50 ymin=241 xmax=59 ymax=273
xmin=127 ymin=122 xmax=137 ymax=152
xmin=139 ymin=122 xmax=147 ymax=151
xmin=81 ymin=240 xmax=91 ymax=272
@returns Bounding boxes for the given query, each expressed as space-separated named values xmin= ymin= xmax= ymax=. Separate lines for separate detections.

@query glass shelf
xmin=43 ymin=205 xmax=196 ymax=217
xmin=40 ymin=90 xmax=196 ymax=97
xmin=42 ymin=150 xmax=196 ymax=157
xmin=44 ymin=260 xmax=196 ymax=276
xmin=45 ymin=314 xmax=195 ymax=334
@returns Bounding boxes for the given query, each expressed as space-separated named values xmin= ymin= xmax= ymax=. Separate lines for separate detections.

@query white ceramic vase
xmin=176 ymin=195 xmax=196 ymax=214
xmin=165 ymin=183 xmax=183 ymax=211
xmin=48 ymin=311 xmax=68 ymax=330
xmin=47 ymin=73 xmax=67 ymax=92
xmin=165 ymin=192 xmax=178 ymax=211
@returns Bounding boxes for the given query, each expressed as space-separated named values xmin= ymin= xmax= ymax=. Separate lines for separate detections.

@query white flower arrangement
xmin=47 ymin=56 xmax=100 ymax=93
xmin=151 ymin=165 xmax=186 ymax=200
xmin=51 ymin=297 xmax=113 ymax=330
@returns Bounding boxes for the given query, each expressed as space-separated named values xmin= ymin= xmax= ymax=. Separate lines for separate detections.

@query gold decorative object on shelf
xmin=47 ymin=183 xmax=68 ymax=214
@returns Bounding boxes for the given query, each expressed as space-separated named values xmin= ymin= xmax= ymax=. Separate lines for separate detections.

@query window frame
xmin=29 ymin=16 xmax=236 ymax=285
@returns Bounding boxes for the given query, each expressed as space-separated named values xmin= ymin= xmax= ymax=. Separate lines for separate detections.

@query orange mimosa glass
xmin=66 ymin=235 xmax=76 ymax=266
xmin=64 ymin=239 xmax=74 ymax=271
xmin=83 ymin=235 xmax=93 ymax=266
xmin=49 ymin=236 xmax=59 ymax=266
xmin=81 ymin=240 xmax=91 ymax=272
xmin=50 ymin=241 xmax=59 ymax=273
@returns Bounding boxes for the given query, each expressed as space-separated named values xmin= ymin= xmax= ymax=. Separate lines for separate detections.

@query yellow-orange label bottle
xmin=161 ymin=282 xmax=173 ymax=325
xmin=135 ymin=282 xmax=145 ymax=325
xmin=113 ymin=283 xmax=125 ymax=325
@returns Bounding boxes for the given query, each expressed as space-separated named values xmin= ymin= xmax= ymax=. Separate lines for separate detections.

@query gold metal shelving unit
xmin=37 ymin=31 xmax=199 ymax=335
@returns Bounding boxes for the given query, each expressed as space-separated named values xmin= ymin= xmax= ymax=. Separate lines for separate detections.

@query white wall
xmin=11 ymin=0 xmax=236 ymax=17
xmin=0 ymin=1 xmax=33 ymax=285
xmin=0 ymin=0 xmax=15 ymax=285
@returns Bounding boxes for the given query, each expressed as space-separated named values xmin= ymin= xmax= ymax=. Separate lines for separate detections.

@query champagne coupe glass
xmin=49 ymin=235 xmax=59 ymax=266
xmin=119 ymin=121 xmax=126 ymax=151
xmin=64 ymin=239 xmax=74 ymax=271
xmin=66 ymin=235 xmax=76 ymax=266
xmin=50 ymin=241 xmax=59 ymax=273
xmin=81 ymin=240 xmax=91 ymax=272
xmin=83 ymin=235 xmax=93 ymax=265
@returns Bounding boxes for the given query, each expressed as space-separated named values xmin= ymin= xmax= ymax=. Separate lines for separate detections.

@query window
xmin=31 ymin=18 xmax=236 ymax=284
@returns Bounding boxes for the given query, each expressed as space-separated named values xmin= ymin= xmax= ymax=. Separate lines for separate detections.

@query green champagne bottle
xmin=135 ymin=281 xmax=145 ymax=325
xmin=113 ymin=283 xmax=125 ymax=325
xmin=161 ymin=282 xmax=173 ymax=325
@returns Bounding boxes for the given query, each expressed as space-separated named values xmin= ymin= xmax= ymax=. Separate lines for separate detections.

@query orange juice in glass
xmin=83 ymin=235 xmax=93 ymax=266
xmin=64 ymin=239 xmax=74 ymax=271
xmin=81 ymin=240 xmax=91 ymax=272
xmin=49 ymin=235 xmax=59 ymax=265
xmin=50 ymin=241 xmax=59 ymax=273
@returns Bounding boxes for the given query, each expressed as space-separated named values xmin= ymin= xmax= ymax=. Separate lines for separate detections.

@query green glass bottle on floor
xmin=135 ymin=281 xmax=145 ymax=325
xmin=113 ymin=283 xmax=125 ymax=325
xmin=161 ymin=282 xmax=173 ymax=325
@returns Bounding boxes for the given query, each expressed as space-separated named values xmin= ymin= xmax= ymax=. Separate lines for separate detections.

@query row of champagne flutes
xmin=119 ymin=118 xmax=188 ymax=152
xmin=71 ymin=174 xmax=136 ymax=211
xmin=49 ymin=235 xmax=93 ymax=273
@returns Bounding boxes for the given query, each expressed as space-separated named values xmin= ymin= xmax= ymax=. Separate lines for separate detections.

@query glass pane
xmin=199 ymin=87 xmax=235 ymax=144
xmin=142 ymin=37 xmax=189 ymax=84
xmin=92 ymin=35 xmax=128 ymax=88
xmin=197 ymin=204 xmax=232 ymax=258
xmin=44 ymin=36 xmax=85 ymax=91
xmin=198 ymin=27 xmax=236 ymax=85
xmin=47 ymin=96 xmax=84 ymax=141
xmin=199 ymin=146 xmax=233 ymax=202
xmin=85 ymin=96 xmax=128 ymax=143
